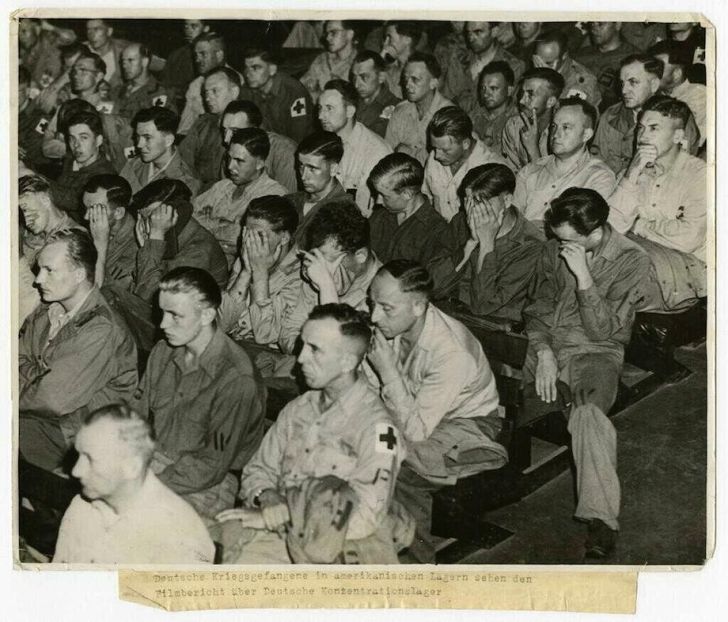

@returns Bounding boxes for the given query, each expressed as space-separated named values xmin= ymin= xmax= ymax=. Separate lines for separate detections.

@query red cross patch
xmin=290 ymin=97 xmax=307 ymax=118
xmin=375 ymin=423 xmax=398 ymax=455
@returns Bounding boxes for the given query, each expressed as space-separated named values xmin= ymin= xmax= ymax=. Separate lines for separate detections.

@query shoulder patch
xmin=379 ymin=105 xmax=395 ymax=120
xmin=565 ymin=88 xmax=588 ymax=101
xmin=375 ymin=422 xmax=399 ymax=455
xmin=96 ymin=101 xmax=114 ymax=114
xmin=124 ymin=146 xmax=137 ymax=159
xmin=34 ymin=118 xmax=50 ymax=135
xmin=290 ymin=97 xmax=307 ymax=118
xmin=152 ymin=94 xmax=168 ymax=107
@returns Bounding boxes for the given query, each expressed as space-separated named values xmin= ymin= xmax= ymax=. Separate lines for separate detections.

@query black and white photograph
xmin=10 ymin=7 xmax=713 ymax=588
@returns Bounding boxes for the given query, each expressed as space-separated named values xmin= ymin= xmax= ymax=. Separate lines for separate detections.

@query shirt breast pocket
xmin=312 ymin=444 xmax=358 ymax=480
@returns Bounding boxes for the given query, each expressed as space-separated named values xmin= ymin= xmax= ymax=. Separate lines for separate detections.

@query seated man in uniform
xmin=318 ymin=79 xmax=392 ymax=216
xmin=423 ymin=105 xmax=509 ymax=222
xmin=19 ymin=229 xmax=138 ymax=473
xmin=365 ymin=259 xmax=507 ymax=563
xmin=300 ymin=20 xmax=358 ymax=102
xmin=350 ymin=50 xmax=402 ymax=139
xmin=131 ymin=267 xmax=266 ymax=524
xmin=120 ymin=106 xmax=201 ymax=195
xmin=113 ymin=42 xmax=174 ymax=121
xmin=380 ymin=21 xmax=423 ymax=99
xmin=385 ymin=53 xmax=454 ymax=166
xmin=286 ymin=131 xmax=354 ymax=245
xmin=512 ymin=97 xmax=616 ymax=225
xmin=367 ymin=152 xmax=453 ymax=291
xmin=608 ymin=96 xmax=707 ymax=310
xmin=219 ymin=195 xmax=302 ymax=350
xmin=447 ymin=163 xmax=545 ymax=322
xmin=160 ymin=19 xmax=210 ymax=111
xmin=54 ymin=403 xmax=215 ymax=564
xmin=523 ymin=187 xmax=651 ymax=559
xmin=192 ymin=127 xmax=287 ymax=266
xmin=240 ymin=47 xmax=315 ymax=143
xmin=217 ymin=303 xmax=408 ymax=564
xmin=469 ymin=61 xmax=517 ymax=156
xmin=178 ymin=66 xmax=242 ymax=190
xmin=81 ymin=174 xmax=137 ymax=290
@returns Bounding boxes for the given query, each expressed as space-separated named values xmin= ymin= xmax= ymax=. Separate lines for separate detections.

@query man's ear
xmin=141 ymin=56 xmax=150 ymax=72
xmin=121 ymin=453 xmax=144 ymax=481
xmin=582 ymin=126 xmax=594 ymax=143
xmin=112 ymin=206 xmax=126 ymax=221
xmin=329 ymin=161 xmax=340 ymax=178
xmin=672 ymin=127 xmax=686 ymax=146
xmin=648 ymin=75 xmax=660 ymax=96
xmin=377 ymin=71 xmax=387 ymax=85
xmin=95 ymin=134 xmax=104 ymax=149
xmin=429 ymin=77 xmax=439 ymax=92
xmin=507 ymin=85 xmax=514 ymax=98
xmin=412 ymin=296 xmax=428 ymax=319
xmin=340 ymin=351 xmax=360 ymax=375
xmin=200 ymin=305 xmax=217 ymax=327
xmin=346 ymin=103 xmax=356 ymax=122
xmin=107 ymin=27 xmax=114 ymax=38
xmin=353 ymin=247 xmax=369 ymax=264
xmin=269 ymin=63 xmax=278 ymax=77
xmin=164 ymin=131 xmax=175 ymax=150
xmin=232 ymin=85 xmax=241 ymax=100
xmin=546 ymin=95 xmax=558 ymax=109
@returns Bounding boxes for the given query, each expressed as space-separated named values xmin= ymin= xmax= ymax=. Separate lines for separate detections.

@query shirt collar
xmin=307 ymin=375 xmax=371 ymax=420
xmin=170 ymin=325 xmax=227 ymax=377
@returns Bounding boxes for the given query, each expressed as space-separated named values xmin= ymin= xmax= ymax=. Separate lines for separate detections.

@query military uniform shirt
xmin=356 ymin=85 xmax=401 ymax=138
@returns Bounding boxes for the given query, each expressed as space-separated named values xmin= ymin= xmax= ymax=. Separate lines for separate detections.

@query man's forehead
xmin=159 ymin=288 xmax=199 ymax=311
xmin=83 ymin=189 xmax=108 ymax=204
xmin=228 ymin=143 xmax=250 ymax=158
xmin=621 ymin=62 xmax=648 ymax=78
xmin=302 ymin=317 xmax=341 ymax=343
xmin=523 ymin=78 xmax=547 ymax=91
xmin=245 ymin=216 xmax=275 ymax=232
xmin=69 ymin=123 xmax=94 ymax=135
xmin=222 ymin=112 xmax=250 ymax=128
xmin=320 ymin=90 xmax=344 ymax=106
xmin=353 ymin=59 xmax=376 ymax=73
xmin=299 ymin=152 xmax=326 ymax=167
xmin=554 ymin=106 xmax=584 ymax=123
xmin=640 ymin=111 xmax=670 ymax=126
xmin=371 ymin=271 xmax=406 ymax=299
xmin=404 ymin=62 xmax=429 ymax=78
xmin=205 ymin=73 xmax=228 ymax=87
xmin=38 ymin=241 xmax=69 ymax=265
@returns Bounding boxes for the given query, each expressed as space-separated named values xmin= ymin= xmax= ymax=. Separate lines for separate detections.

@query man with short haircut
xmin=19 ymin=18 xmax=76 ymax=88
xmin=82 ymin=174 xmax=137 ymax=289
xmin=52 ymin=110 xmax=117 ymax=221
xmin=513 ymin=97 xmax=616 ymax=224
xmin=366 ymin=259 xmax=507 ymax=563
xmin=523 ymin=188 xmax=651 ymax=559
xmin=219 ymin=196 xmax=302 ymax=347
xmin=470 ymin=61 xmax=517 ymax=155
xmin=54 ymin=404 xmax=215 ymax=564
xmin=318 ymin=79 xmax=392 ymax=216
xmin=160 ymin=19 xmax=211 ymax=110
xmin=441 ymin=21 xmax=525 ymax=115
xmin=278 ymin=201 xmax=381 ymax=358
xmin=132 ymin=267 xmax=266 ymax=523
xmin=380 ymin=21 xmax=423 ymax=99
xmin=83 ymin=19 xmax=131 ymax=90
xmin=385 ymin=53 xmax=454 ymax=165
xmin=423 ymin=105 xmax=508 ymax=222
xmin=121 ymin=106 xmax=201 ymax=195
xmin=501 ymin=67 xmax=564 ymax=170
xmin=532 ymin=30 xmax=601 ymax=107
xmin=192 ymin=127 xmax=286 ymax=265
xmin=218 ymin=100 xmax=298 ymax=193
xmin=178 ymin=66 xmax=243 ymax=190
xmin=301 ymin=20 xmax=358 ymax=101
xmin=113 ymin=42 xmax=173 ymax=121
xmin=19 ymin=229 xmax=138 ymax=472
xmin=575 ymin=22 xmax=639 ymax=111
xmin=608 ymin=96 xmax=707 ymax=310
xmin=448 ymin=163 xmax=544 ymax=322
xmin=648 ymin=40 xmax=707 ymax=147
xmin=350 ymin=50 xmax=402 ymax=138
xmin=222 ymin=304 xmax=408 ymax=564
xmin=240 ymin=48 xmax=314 ymax=143
xmin=286 ymin=131 xmax=354 ymax=245
xmin=368 ymin=153 xmax=452 ymax=289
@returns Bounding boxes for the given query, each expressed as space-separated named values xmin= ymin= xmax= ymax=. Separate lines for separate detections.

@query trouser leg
xmin=19 ymin=416 xmax=69 ymax=473
xmin=394 ymin=465 xmax=441 ymax=563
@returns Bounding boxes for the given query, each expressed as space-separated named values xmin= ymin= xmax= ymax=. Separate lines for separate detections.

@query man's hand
xmin=244 ymin=228 xmax=282 ymax=275
xmin=134 ymin=215 xmax=150 ymax=247
xmin=626 ymin=143 xmax=659 ymax=181
xmin=301 ymin=248 xmax=341 ymax=294
xmin=559 ymin=242 xmax=593 ymax=290
xmin=88 ymin=204 xmax=111 ymax=249
xmin=149 ymin=203 xmax=178 ymax=241
xmin=215 ymin=508 xmax=266 ymax=530
xmin=466 ymin=195 xmax=502 ymax=256
xmin=258 ymin=489 xmax=291 ymax=535
xmin=367 ymin=328 xmax=400 ymax=384
xmin=535 ymin=348 xmax=559 ymax=403
xmin=519 ymin=106 xmax=540 ymax=159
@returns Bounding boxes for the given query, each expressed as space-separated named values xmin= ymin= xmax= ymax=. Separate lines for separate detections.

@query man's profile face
xmin=244 ymin=56 xmax=274 ymax=90
xmin=120 ymin=46 xmax=147 ymax=82
xmin=351 ymin=59 xmax=382 ymax=100
xmin=373 ymin=173 xmax=410 ymax=214
xmin=368 ymin=270 xmax=420 ymax=339
xmin=18 ymin=21 xmax=39 ymax=49
xmin=465 ymin=22 xmax=494 ymax=54
xmin=203 ymin=72 xmax=239 ymax=115
xmin=514 ymin=22 xmax=540 ymax=41
xmin=184 ymin=20 xmax=207 ymax=43
xmin=383 ymin=25 xmax=412 ymax=59
xmin=318 ymin=90 xmax=350 ymax=133
xmin=34 ymin=241 xmax=82 ymax=304
xmin=430 ymin=134 xmax=468 ymax=168
xmin=297 ymin=317 xmax=349 ymax=389
xmin=70 ymin=57 xmax=101 ymax=93
xmin=519 ymin=77 xmax=553 ymax=115
xmin=534 ymin=41 xmax=562 ymax=69
xmin=324 ymin=21 xmax=353 ymax=54
xmin=549 ymin=105 xmax=590 ymax=157
xmin=72 ymin=419 xmax=130 ymax=501
xmin=308 ymin=237 xmax=358 ymax=295
xmin=86 ymin=20 xmax=112 ymax=51
xmin=194 ymin=41 xmax=222 ymax=75
xmin=636 ymin=110 xmax=681 ymax=158
xmin=588 ymin=22 xmax=619 ymax=47
xmin=158 ymin=289 xmax=206 ymax=348
xmin=479 ymin=72 xmax=510 ymax=110
xmin=135 ymin=120 xmax=171 ymax=163
xmin=620 ymin=61 xmax=657 ymax=110
xmin=402 ymin=61 xmax=435 ymax=103
xmin=550 ymin=221 xmax=593 ymax=250
xmin=298 ymin=152 xmax=335 ymax=195
xmin=243 ymin=216 xmax=288 ymax=255
xmin=83 ymin=188 xmax=124 ymax=222
xmin=226 ymin=143 xmax=262 ymax=186
xmin=19 ymin=192 xmax=51 ymax=235
xmin=221 ymin=112 xmax=252 ymax=147
xmin=68 ymin=123 xmax=102 ymax=166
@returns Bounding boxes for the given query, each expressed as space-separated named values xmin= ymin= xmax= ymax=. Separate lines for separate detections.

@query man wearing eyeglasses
xmin=300 ymin=21 xmax=358 ymax=102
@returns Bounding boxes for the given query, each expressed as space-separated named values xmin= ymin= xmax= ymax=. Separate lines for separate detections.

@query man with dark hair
xmin=219 ymin=195 xmax=302 ymax=348
xmin=470 ymin=61 xmax=517 ymax=156
xmin=121 ymin=106 xmax=201 ymax=195
xmin=318 ymin=79 xmax=392 ymax=216
xmin=385 ymin=53 xmax=454 ymax=165
xmin=523 ymin=187 xmax=651 ymax=559
xmin=368 ymin=153 xmax=452 ymax=287
xmin=220 ymin=303 xmax=409 ymax=564
xmin=240 ymin=47 xmax=315 ymax=143
xmin=178 ymin=66 xmax=242 ymax=189
xmin=501 ymin=66 xmax=564 ymax=169
xmin=513 ymin=97 xmax=616 ymax=224
xmin=83 ymin=18 xmax=141 ymax=91
xmin=575 ymin=22 xmax=639 ymax=111
xmin=366 ymin=259 xmax=507 ymax=562
xmin=113 ymin=42 xmax=174 ymax=121
xmin=350 ymin=50 xmax=402 ymax=138
xmin=440 ymin=21 xmax=525 ymax=114
xmin=217 ymin=100 xmax=298 ymax=192
xmin=608 ymin=96 xmax=707 ymax=310
xmin=19 ymin=228 xmax=138 ymax=472
xmin=82 ymin=174 xmax=137 ymax=289
xmin=301 ymin=20 xmax=358 ymax=101
xmin=380 ymin=21 xmax=423 ymax=98
xmin=160 ymin=19 xmax=211 ymax=110
xmin=287 ymin=131 xmax=354 ymax=245
xmin=19 ymin=18 xmax=76 ymax=88
xmin=131 ymin=266 xmax=265 ymax=524
xmin=52 ymin=109 xmax=117 ymax=221
xmin=532 ymin=29 xmax=601 ymax=107
xmin=54 ymin=403 xmax=215 ymax=564
xmin=278 ymin=200 xmax=380 ymax=360
xmin=423 ymin=105 xmax=508 ymax=222
xmin=648 ymin=40 xmax=707 ymax=147
xmin=192 ymin=127 xmax=286 ymax=265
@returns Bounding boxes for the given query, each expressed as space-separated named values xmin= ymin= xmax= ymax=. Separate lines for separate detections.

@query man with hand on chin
xmin=522 ymin=187 xmax=651 ymax=560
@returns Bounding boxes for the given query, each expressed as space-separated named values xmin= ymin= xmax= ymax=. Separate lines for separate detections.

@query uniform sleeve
xmin=157 ymin=373 xmax=265 ymax=494
xmin=384 ymin=111 xmax=402 ymax=151
xmin=278 ymin=282 xmax=315 ymax=354
xmin=177 ymin=127 xmax=199 ymax=170
xmin=132 ymin=239 xmax=167 ymax=302
xmin=177 ymin=81 xmax=203 ymax=135
xmin=286 ymin=88 xmax=315 ymax=143
xmin=522 ymin=244 xmax=558 ymax=352
xmin=217 ymin=289 xmax=249 ymax=334
xmin=249 ymin=269 xmax=303 ymax=345
xmin=268 ymin=138 xmax=298 ymax=193
xmin=511 ymin=166 xmax=529 ymax=211
xmin=501 ymin=117 xmax=525 ymax=171
xmin=584 ymin=165 xmax=617 ymax=202
xmin=52 ymin=496 xmax=85 ymax=563
xmin=607 ymin=174 xmax=641 ymax=234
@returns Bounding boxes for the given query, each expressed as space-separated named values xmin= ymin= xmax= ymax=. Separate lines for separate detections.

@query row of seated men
xmin=17 ymin=18 xmax=707 ymax=565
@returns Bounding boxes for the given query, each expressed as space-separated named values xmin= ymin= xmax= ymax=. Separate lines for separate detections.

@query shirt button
xmin=332 ymin=465 xmax=337 ymax=470
xmin=305 ymin=448 xmax=310 ymax=453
